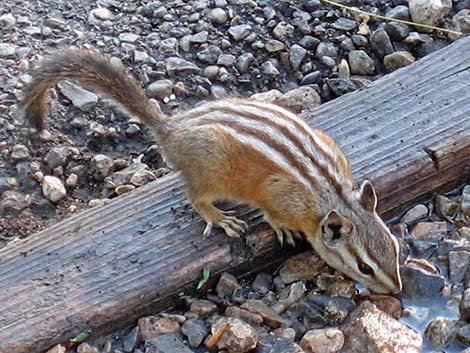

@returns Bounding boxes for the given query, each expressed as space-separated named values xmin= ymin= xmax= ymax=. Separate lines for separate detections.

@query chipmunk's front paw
xmin=202 ymin=215 xmax=248 ymax=239
xmin=272 ymin=226 xmax=302 ymax=247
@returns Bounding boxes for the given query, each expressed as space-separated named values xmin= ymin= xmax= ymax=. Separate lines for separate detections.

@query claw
xmin=202 ymin=222 xmax=213 ymax=239
xmin=217 ymin=215 xmax=248 ymax=238
xmin=284 ymin=229 xmax=296 ymax=247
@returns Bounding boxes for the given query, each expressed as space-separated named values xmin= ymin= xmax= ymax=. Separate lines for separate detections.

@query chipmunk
xmin=19 ymin=48 xmax=402 ymax=294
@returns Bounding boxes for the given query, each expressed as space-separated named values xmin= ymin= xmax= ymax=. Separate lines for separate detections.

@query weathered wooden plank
xmin=1 ymin=36 xmax=469 ymax=353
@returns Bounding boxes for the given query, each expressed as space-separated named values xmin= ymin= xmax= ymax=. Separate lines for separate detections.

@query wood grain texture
xmin=1 ymin=36 xmax=469 ymax=353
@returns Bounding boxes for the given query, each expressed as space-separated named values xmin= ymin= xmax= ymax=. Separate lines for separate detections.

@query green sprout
xmin=196 ymin=268 xmax=211 ymax=290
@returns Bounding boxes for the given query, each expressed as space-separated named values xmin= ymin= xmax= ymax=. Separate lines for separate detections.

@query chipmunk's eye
xmin=358 ymin=261 xmax=375 ymax=276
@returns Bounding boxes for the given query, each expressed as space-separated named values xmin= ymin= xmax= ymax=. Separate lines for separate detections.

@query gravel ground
xmin=1 ymin=0 xmax=469 ymax=241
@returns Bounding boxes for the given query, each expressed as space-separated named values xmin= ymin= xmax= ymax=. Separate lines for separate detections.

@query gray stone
xmin=138 ymin=316 xmax=180 ymax=342
xmin=351 ymin=34 xmax=368 ymax=47
xmin=134 ymin=50 xmax=149 ymax=62
xmin=216 ymin=272 xmax=240 ymax=297
xmin=145 ymin=334 xmax=193 ymax=353
xmin=228 ymin=24 xmax=252 ymax=41
xmin=384 ymin=51 xmax=416 ymax=71
xmin=181 ymin=319 xmax=207 ymax=348
xmin=147 ymin=79 xmax=174 ymax=99
xmin=1 ymin=191 xmax=27 ymax=215
xmin=203 ymin=65 xmax=219 ymax=78
xmin=123 ymin=326 xmax=139 ymax=353
xmin=435 ymin=194 xmax=459 ymax=219
xmin=450 ymin=10 xmax=470 ymax=40
xmin=301 ymin=71 xmax=321 ymax=85
xmin=252 ymin=272 xmax=273 ymax=295
xmin=119 ymin=32 xmax=139 ymax=43
xmin=384 ymin=22 xmax=411 ymax=41
xmin=0 ymin=43 xmax=16 ymax=58
xmin=58 ymin=81 xmax=98 ymax=111
xmin=386 ymin=5 xmax=410 ymax=21
xmin=217 ymin=54 xmax=236 ymax=66
xmin=273 ymin=22 xmax=294 ymax=40
xmin=190 ymin=31 xmax=208 ymax=44
xmin=11 ymin=144 xmax=30 ymax=162
xmin=241 ymin=300 xmax=284 ymax=328
xmin=449 ymin=250 xmax=470 ymax=283
xmin=409 ymin=0 xmax=452 ymax=28
xmin=315 ymin=42 xmax=338 ymax=58
xmin=275 ymin=86 xmax=321 ymax=114
xmin=90 ymin=7 xmax=112 ymax=21
xmin=370 ymin=28 xmax=394 ymax=59
xmin=208 ymin=8 xmax=228 ymax=25
xmin=261 ymin=61 xmax=280 ymax=75
xmin=196 ymin=45 xmax=222 ymax=64
xmin=425 ymin=317 xmax=459 ymax=348
xmin=400 ymin=263 xmax=445 ymax=298
xmin=165 ymin=57 xmax=201 ymax=75
xmin=255 ymin=336 xmax=303 ymax=353
xmin=400 ymin=204 xmax=428 ymax=224
xmin=42 ymin=176 xmax=66 ymax=203
xmin=289 ymin=44 xmax=307 ymax=71
xmin=0 ymin=14 xmax=16 ymax=27
xmin=457 ymin=323 xmax=470 ymax=344
xmin=341 ymin=301 xmax=422 ymax=353
xmin=461 ymin=288 xmax=470 ymax=322
xmin=23 ymin=26 xmax=41 ymax=36
xmin=236 ymin=53 xmax=254 ymax=72
xmin=91 ymin=154 xmax=114 ymax=180
xmin=324 ymin=297 xmax=356 ymax=325
xmin=76 ymin=343 xmax=99 ymax=353
xmin=44 ymin=147 xmax=69 ymax=169
xmin=189 ymin=299 xmax=217 ymax=315
xmin=331 ymin=18 xmax=358 ymax=31
xmin=265 ymin=39 xmax=285 ymax=52
xmin=462 ymin=185 xmax=470 ymax=216
xmin=299 ymin=35 xmax=320 ymax=49
xmin=348 ymin=50 xmax=375 ymax=76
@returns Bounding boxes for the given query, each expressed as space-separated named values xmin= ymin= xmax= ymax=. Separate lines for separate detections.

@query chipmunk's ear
xmin=359 ymin=180 xmax=377 ymax=212
xmin=322 ymin=210 xmax=353 ymax=244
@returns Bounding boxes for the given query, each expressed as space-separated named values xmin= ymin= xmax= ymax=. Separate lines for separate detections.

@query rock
xmin=165 ymin=57 xmax=201 ymax=75
xmin=265 ymin=39 xmax=285 ymax=53
xmin=384 ymin=22 xmax=410 ymax=42
xmin=331 ymin=18 xmax=358 ymax=31
xmin=275 ymin=86 xmax=321 ymax=113
xmin=1 ymin=191 xmax=27 ymax=215
xmin=90 ymin=7 xmax=112 ymax=21
xmin=450 ymin=10 xmax=470 ymax=40
xmin=123 ymin=327 xmax=139 ymax=353
xmin=273 ymin=22 xmax=294 ymax=40
xmin=411 ymin=221 xmax=447 ymax=239
xmin=0 ymin=14 xmax=16 ymax=27
xmin=261 ymin=61 xmax=280 ymax=75
xmin=45 ymin=345 xmax=66 ymax=353
xmin=210 ymin=317 xmax=258 ymax=353
xmin=134 ymin=50 xmax=149 ymax=62
xmin=255 ymin=336 xmax=303 ymax=353
xmin=370 ymin=28 xmax=394 ymax=59
xmin=278 ymin=281 xmax=306 ymax=308
xmin=435 ymin=194 xmax=459 ymax=219
xmin=457 ymin=323 xmax=470 ymax=344
xmin=367 ymin=295 xmax=402 ymax=320
xmin=461 ymin=185 xmax=470 ymax=216
xmin=279 ymin=251 xmax=327 ymax=284
xmin=119 ymin=32 xmax=139 ymax=43
xmin=11 ymin=144 xmax=30 ymax=162
xmin=252 ymin=272 xmax=273 ymax=294
xmin=425 ymin=316 xmax=459 ymax=348
xmin=208 ymin=8 xmax=228 ymax=25
xmin=0 ymin=43 xmax=16 ymax=58
xmin=228 ymin=24 xmax=252 ymax=41
xmin=461 ymin=288 xmax=470 ymax=322
xmin=400 ymin=262 xmax=445 ymax=298
xmin=191 ymin=31 xmax=208 ymax=44
xmin=145 ymin=333 xmax=193 ymax=353
xmin=449 ymin=250 xmax=470 ymax=283
xmin=386 ymin=5 xmax=410 ymax=21
xmin=409 ymin=0 xmax=452 ymax=28
xmin=324 ymin=297 xmax=356 ymax=325
xmin=236 ymin=53 xmax=254 ymax=72
xmin=181 ymin=318 xmax=207 ymax=348
xmin=138 ymin=316 xmax=180 ymax=341
xmin=58 ymin=81 xmax=98 ymax=111
xmin=65 ymin=173 xmax=78 ymax=188
xmin=42 ymin=176 xmax=66 ymax=203
xmin=299 ymin=35 xmax=320 ymax=49
xmin=44 ymin=147 xmax=69 ymax=169
xmin=91 ymin=154 xmax=114 ymax=180
xmin=315 ymin=42 xmax=338 ymax=59
xmin=147 ymin=79 xmax=174 ymax=99
xmin=342 ymin=301 xmax=422 ymax=353
xmin=383 ymin=51 xmax=416 ymax=71
xmin=400 ymin=204 xmax=428 ymax=224
xmin=196 ymin=45 xmax=222 ymax=64
xmin=217 ymin=54 xmax=236 ymax=66
xmin=351 ymin=35 xmax=368 ymax=48
xmin=76 ymin=343 xmax=99 ymax=353
xmin=225 ymin=306 xmax=264 ymax=326
xmin=241 ymin=300 xmax=285 ymax=328
xmin=189 ymin=299 xmax=217 ymax=315
xmin=23 ymin=26 xmax=41 ymax=36
xmin=216 ymin=272 xmax=241 ymax=297
xmin=251 ymin=89 xmax=283 ymax=103
xmin=348 ymin=50 xmax=375 ymax=76
xmin=300 ymin=328 xmax=344 ymax=353
xmin=289 ymin=44 xmax=307 ymax=71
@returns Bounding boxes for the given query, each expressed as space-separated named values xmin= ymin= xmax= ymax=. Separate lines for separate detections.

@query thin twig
xmin=320 ymin=0 xmax=463 ymax=36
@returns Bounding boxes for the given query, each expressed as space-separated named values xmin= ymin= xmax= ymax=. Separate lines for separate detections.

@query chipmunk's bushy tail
xmin=19 ymin=48 xmax=167 ymax=137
